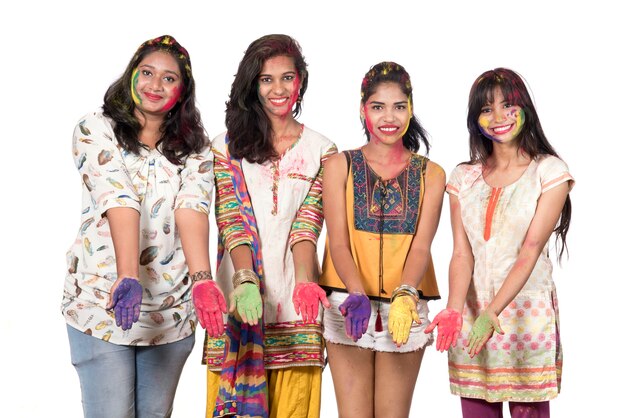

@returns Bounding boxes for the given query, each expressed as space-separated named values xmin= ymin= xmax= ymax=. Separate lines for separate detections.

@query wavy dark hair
xmin=467 ymin=68 xmax=571 ymax=260
xmin=226 ymin=34 xmax=308 ymax=163
xmin=360 ymin=62 xmax=430 ymax=154
xmin=102 ymin=35 xmax=207 ymax=165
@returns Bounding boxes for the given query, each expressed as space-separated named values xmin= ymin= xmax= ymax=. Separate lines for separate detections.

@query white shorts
xmin=322 ymin=291 xmax=433 ymax=353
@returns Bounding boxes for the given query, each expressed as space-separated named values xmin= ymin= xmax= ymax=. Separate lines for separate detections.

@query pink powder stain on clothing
xmin=523 ymin=300 xmax=532 ymax=309
xmin=276 ymin=303 xmax=282 ymax=322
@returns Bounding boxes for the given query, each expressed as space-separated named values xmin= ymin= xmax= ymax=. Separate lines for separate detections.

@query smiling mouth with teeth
xmin=269 ymin=98 xmax=288 ymax=105
xmin=492 ymin=124 xmax=513 ymax=134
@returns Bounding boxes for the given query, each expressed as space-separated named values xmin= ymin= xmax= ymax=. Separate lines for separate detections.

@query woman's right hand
xmin=192 ymin=280 xmax=228 ymax=337
xmin=338 ymin=293 xmax=371 ymax=342
xmin=229 ymin=282 xmax=263 ymax=326
xmin=424 ymin=308 xmax=463 ymax=352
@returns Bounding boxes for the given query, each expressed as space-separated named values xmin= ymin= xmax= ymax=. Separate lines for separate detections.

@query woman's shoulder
xmin=76 ymin=109 xmax=113 ymax=131
xmin=210 ymin=131 xmax=228 ymax=154
xmin=535 ymin=154 xmax=569 ymax=168
xmin=302 ymin=125 xmax=335 ymax=150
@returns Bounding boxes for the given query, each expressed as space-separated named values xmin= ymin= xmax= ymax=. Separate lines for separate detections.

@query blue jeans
xmin=67 ymin=324 xmax=195 ymax=418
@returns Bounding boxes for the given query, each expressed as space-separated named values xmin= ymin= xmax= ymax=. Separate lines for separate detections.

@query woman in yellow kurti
xmin=320 ymin=62 xmax=445 ymax=418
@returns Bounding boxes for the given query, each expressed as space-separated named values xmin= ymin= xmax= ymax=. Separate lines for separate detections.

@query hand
xmin=388 ymin=295 xmax=420 ymax=346
xmin=424 ymin=308 xmax=463 ymax=352
xmin=107 ymin=277 xmax=142 ymax=331
xmin=229 ymin=282 xmax=263 ymax=326
xmin=192 ymin=280 xmax=228 ymax=337
xmin=292 ymin=282 xmax=331 ymax=323
xmin=466 ymin=310 xmax=504 ymax=358
xmin=338 ymin=293 xmax=371 ymax=342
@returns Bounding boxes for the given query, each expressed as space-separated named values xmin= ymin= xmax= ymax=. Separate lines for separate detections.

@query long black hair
xmin=226 ymin=34 xmax=308 ymax=163
xmin=102 ymin=35 xmax=207 ymax=165
xmin=467 ymin=68 xmax=571 ymax=260
xmin=360 ymin=62 xmax=430 ymax=154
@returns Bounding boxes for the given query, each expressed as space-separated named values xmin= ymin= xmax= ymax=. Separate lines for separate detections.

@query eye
xmin=504 ymin=103 xmax=513 ymax=108
xmin=283 ymin=75 xmax=295 ymax=81
xmin=141 ymin=70 xmax=152 ymax=76
xmin=259 ymin=77 xmax=271 ymax=83
xmin=396 ymin=104 xmax=407 ymax=110
xmin=371 ymin=104 xmax=383 ymax=111
xmin=480 ymin=107 xmax=491 ymax=114
xmin=164 ymin=76 xmax=177 ymax=83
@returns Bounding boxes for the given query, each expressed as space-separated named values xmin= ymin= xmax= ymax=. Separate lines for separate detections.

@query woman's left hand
xmin=388 ymin=295 xmax=421 ymax=346
xmin=292 ymin=282 xmax=331 ymax=323
xmin=466 ymin=310 xmax=504 ymax=358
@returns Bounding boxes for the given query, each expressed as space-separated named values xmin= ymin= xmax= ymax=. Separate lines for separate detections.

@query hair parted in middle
xmin=102 ymin=35 xmax=207 ymax=165
xmin=466 ymin=67 xmax=571 ymax=260
xmin=360 ymin=61 xmax=430 ymax=154
xmin=225 ymin=34 xmax=308 ymax=163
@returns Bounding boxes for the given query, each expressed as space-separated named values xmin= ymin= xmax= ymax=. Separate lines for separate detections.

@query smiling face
xmin=477 ymin=87 xmax=525 ymax=144
xmin=257 ymin=55 xmax=300 ymax=119
xmin=131 ymin=50 xmax=183 ymax=118
xmin=361 ymin=82 xmax=411 ymax=147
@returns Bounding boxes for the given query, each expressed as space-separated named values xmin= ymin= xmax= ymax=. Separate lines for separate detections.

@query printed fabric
xmin=445 ymin=155 xmax=574 ymax=402
xmin=61 ymin=110 xmax=213 ymax=346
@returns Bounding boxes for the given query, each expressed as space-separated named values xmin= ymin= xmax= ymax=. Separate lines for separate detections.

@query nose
xmin=383 ymin=107 xmax=395 ymax=122
xmin=149 ymin=77 xmax=163 ymax=91
xmin=494 ymin=108 xmax=506 ymax=123
xmin=272 ymin=79 xmax=287 ymax=94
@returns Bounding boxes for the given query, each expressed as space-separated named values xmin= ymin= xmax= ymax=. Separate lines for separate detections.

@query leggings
xmin=461 ymin=397 xmax=550 ymax=418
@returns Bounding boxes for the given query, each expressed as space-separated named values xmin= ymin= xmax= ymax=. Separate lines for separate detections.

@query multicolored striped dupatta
xmin=214 ymin=136 xmax=268 ymax=418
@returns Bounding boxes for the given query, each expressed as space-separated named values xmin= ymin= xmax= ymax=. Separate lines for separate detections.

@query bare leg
xmin=326 ymin=342 xmax=375 ymax=418
xmin=374 ymin=348 xmax=425 ymax=418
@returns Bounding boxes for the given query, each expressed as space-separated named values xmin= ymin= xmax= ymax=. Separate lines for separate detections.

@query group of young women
xmin=61 ymin=33 xmax=573 ymax=418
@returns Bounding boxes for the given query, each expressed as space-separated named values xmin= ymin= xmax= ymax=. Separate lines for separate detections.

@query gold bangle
xmin=391 ymin=284 xmax=419 ymax=303
xmin=190 ymin=270 xmax=212 ymax=284
xmin=232 ymin=269 xmax=260 ymax=288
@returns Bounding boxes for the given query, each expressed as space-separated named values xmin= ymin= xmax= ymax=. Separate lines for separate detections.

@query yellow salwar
xmin=206 ymin=367 xmax=322 ymax=418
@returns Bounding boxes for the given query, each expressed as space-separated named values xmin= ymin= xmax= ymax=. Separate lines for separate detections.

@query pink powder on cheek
xmin=288 ymin=75 xmax=301 ymax=108
xmin=161 ymin=86 xmax=182 ymax=112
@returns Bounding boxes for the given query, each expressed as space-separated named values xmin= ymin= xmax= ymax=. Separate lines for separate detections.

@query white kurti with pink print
xmin=445 ymin=155 xmax=573 ymax=402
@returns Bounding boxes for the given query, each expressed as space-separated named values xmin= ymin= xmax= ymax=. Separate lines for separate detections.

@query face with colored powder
xmin=477 ymin=87 xmax=525 ymax=144
xmin=257 ymin=55 xmax=300 ymax=119
xmin=361 ymin=82 xmax=411 ymax=147
xmin=131 ymin=50 xmax=183 ymax=118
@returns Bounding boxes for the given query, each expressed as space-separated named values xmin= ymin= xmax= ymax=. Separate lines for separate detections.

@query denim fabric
xmin=67 ymin=324 xmax=194 ymax=418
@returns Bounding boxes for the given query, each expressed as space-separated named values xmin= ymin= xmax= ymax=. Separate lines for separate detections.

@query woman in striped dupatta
xmin=194 ymin=34 xmax=337 ymax=418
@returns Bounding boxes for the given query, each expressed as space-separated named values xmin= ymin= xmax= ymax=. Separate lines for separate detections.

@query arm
xmin=389 ymin=161 xmax=446 ymax=346
xmin=213 ymin=147 xmax=261 ymax=326
xmin=323 ymin=152 xmax=370 ymax=340
xmin=424 ymin=193 xmax=474 ymax=351
xmin=466 ymin=182 xmax=570 ymax=357
xmin=73 ymin=114 xmax=143 ymax=329
xmin=323 ymin=153 xmax=365 ymax=294
xmin=290 ymin=146 xmax=336 ymax=322
xmin=177 ymin=208 xmax=227 ymax=336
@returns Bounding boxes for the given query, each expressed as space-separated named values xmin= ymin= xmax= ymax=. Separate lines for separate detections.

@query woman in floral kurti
xmin=61 ymin=35 xmax=213 ymax=417
xmin=198 ymin=34 xmax=336 ymax=418
xmin=425 ymin=68 xmax=573 ymax=418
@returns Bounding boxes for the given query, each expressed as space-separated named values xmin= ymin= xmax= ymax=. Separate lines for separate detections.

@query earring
xmin=297 ymin=95 xmax=302 ymax=105
xmin=167 ymin=111 xmax=172 ymax=118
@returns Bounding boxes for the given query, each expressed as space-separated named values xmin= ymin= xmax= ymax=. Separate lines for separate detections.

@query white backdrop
xmin=2 ymin=1 xmax=623 ymax=417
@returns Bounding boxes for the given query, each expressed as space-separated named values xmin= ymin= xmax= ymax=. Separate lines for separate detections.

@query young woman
xmin=425 ymin=68 xmax=574 ymax=418
xmin=319 ymin=62 xmax=445 ymax=418
xmin=61 ymin=35 xmax=213 ymax=417
xmin=201 ymin=34 xmax=336 ymax=418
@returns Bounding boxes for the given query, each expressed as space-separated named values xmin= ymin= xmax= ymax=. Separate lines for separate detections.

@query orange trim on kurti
xmin=483 ymin=187 xmax=502 ymax=241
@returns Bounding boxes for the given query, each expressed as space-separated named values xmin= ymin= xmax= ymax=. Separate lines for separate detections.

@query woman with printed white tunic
xmin=61 ymin=35 xmax=213 ymax=417
xmin=198 ymin=34 xmax=336 ymax=418
xmin=425 ymin=68 xmax=574 ymax=418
